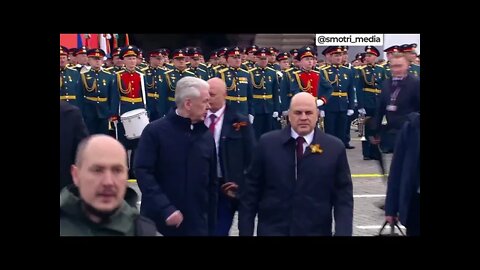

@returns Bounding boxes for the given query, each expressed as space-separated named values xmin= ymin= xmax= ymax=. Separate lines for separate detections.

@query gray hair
xmin=175 ymin=77 xmax=209 ymax=108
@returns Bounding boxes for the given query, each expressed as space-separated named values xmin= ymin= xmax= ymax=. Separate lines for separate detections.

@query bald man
xmin=205 ymin=78 xmax=256 ymax=236
xmin=238 ymin=92 xmax=353 ymax=236
xmin=60 ymin=135 xmax=158 ymax=236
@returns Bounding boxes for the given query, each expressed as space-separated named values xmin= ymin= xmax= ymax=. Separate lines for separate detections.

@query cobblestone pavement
xmin=128 ymin=130 xmax=406 ymax=236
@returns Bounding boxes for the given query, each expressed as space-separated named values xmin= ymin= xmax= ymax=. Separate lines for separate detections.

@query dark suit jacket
xmin=134 ymin=110 xmax=218 ymax=236
xmin=60 ymin=101 xmax=89 ymax=191
xmin=218 ymin=105 xmax=256 ymax=187
xmin=375 ymin=73 xmax=420 ymax=132
xmin=238 ymin=127 xmax=353 ymax=236
xmin=385 ymin=112 xmax=420 ymax=225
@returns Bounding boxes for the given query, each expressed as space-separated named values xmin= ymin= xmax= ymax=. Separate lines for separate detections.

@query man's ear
xmin=184 ymin=98 xmax=191 ymax=110
xmin=71 ymin=165 xmax=80 ymax=187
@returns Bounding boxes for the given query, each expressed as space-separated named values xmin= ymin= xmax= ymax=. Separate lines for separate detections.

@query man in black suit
xmin=60 ymin=101 xmax=89 ymax=191
xmin=134 ymin=77 xmax=218 ymax=236
xmin=373 ymin=53 xmax=420 ymax=153
xmin=238 ymin=92 xmax=353 ymax=236
xmin=205 ymin=78 xmax=256 ymax=236
xmin=385 ymin=112 xmax=420 ymax=236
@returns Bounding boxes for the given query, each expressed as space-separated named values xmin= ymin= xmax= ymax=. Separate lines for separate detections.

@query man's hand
xmin=109 ymin=115 xmax=119 ymax=122
xmin=272 ymin=112 xmax=279 ymax=118
xmin=165 ymin=210 xmax=184 ymax=228
xmin=221 ymin=182 xmax=239 ymax=199
xmin=319 ymin=110 xmax=325 ymax=118
xmin=347 ymin=109 xmax=354 ymax=116
xmin=248 ymin=114 xmax=254 ymax=124
xmin=369 ymin=135 xmax=381 ymax=145
xmin=358 ymin=108 xmax=366 ymax=115
xmin=385 ymin=216 xmax=398 ymax=225
xmin=316 ymin=99 xmax=324 ymax=107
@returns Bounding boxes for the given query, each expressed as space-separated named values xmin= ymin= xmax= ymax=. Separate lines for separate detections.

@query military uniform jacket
xmin=291 ymin=68 xmax=333 ymax=106
xmin=320 ymin=64 xmax=355 ymax=112
xmin=80 ymin=68 xmax=118 ymax=119
xmin=115 ymin=68 xmax=147 ymax=116
xmin=144 ymin=66 xmax=168 ymax=117
xmin=60 ymin=67 xmax=82 ymax=110
xmin=216 ymin=66 xmax=254 ymax=116
xmin=249 ymin=65 xmax=280 ymax=114
xmin=279 ymin=67 xmax=299 ymax=111
xmin=187 ymin=66 xmax=210 ymax=80
xmin=161 ymin=68 xmax=196 ymax=108
xmin=355 ymin=64 xmax=386 ymax=109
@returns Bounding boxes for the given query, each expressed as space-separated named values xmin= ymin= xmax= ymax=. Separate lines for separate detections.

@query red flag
xmin=113 ymin=34 xmax=118 ymax=48
xmin=125 ymin=34 xmax=130 ymax=46
xmin=84 ymin=34 xmax=91 ymax=48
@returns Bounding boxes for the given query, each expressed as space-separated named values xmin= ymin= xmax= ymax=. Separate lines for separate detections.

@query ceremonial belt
xmin=363 ymin=88 xmax=381 ymax=94
xmin=120 ymin=97 xmax=143 ymax=103
xmin=331 ymin=92 xmax=348 ymax=97
xmin=147 ymin=93 xmax=160 ymax=99
xmin=85 ymin=96 xmax=108 ymax=102
xmin=252 ymin=94 xmax=273 ymax=99
xmin=60 ymin=95 xmax=76 ymax=100
xmin=226 ymin=96 xmax=247 ymax=102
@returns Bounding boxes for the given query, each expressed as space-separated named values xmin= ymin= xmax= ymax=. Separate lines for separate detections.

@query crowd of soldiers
xmin=60 ymin=42 xmax=420 ymax=176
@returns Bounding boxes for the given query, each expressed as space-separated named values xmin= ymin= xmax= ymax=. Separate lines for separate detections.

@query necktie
xmin=209 ymin=114 xmax=217 ymax=135
xmin=296 ymin=136 xmax=305 ymax=160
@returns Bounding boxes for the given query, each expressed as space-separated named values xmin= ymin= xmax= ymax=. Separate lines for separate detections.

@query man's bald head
xmin=75 ymin=135 xmax=127 ymax=168
xmin=207 ymin=77 xmax=227 ymax=112
xmin=288 ymin=92 xmax=319 ymax=136
xmin=71 ymin=135 xmax=129 ymax=217
xmin=290 ymin=92 xmax=317 ymax=109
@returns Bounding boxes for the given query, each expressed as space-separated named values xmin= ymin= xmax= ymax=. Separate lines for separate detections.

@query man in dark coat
xmin=374 ymin=53 xmax=420 ymax=153
xmin=205 ymin=78 xmax=256 ymax=235
xmin=60 ymin=135 xmax=158 ymax=236
xmin=385 ymin=112 xmax=420 ymax=236
xmin=134 ymin=76 xmax=218 ymax=236
xmin=60 ymin=101 xmax=89 ymax=191
xmin=238 ymin=92 xmax=353 ymax=236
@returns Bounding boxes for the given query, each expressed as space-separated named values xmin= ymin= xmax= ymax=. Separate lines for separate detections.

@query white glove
xmin=358 ymin=108 xmax=366 ymax=115
xmin=319 ymin=110 xmax=325 ymax=118
xmin=316 ymin=99 xmax=324 ymax=107
xmin=272 ymin=112 xmax=279 ymax=118
xmin=249 ymin=114 xmax=254 ymax=124
xmin=282 ymin=110 xmax=289 ymax=116
xmin=347 ymin=109 xmax=354 ymax=116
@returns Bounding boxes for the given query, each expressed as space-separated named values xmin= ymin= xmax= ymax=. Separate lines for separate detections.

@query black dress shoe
xmin=345 ymin=145 xmax=355 ymax=149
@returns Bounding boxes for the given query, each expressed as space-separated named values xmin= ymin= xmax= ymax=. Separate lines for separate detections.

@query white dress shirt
xmin=290 ymin=128 xmax=315 ymax=154
xmin=204 ymin=105 xmax=226 ymax=177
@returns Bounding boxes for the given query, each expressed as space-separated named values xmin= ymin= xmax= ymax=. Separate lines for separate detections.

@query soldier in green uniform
xmin=242 ymin=45 xmax=258 ymax=71
xmin=383 ymin=45 xmax=400 ymax=79
xmin=136 ymin=49 xmax=149 ymax=70
xmin=73 ymin=46 xmax=90 ymax=73
xmin=161 ymin=49 xmax=196 ymax=110
xmin=320 ymin=46 xmax=356 ymax=149
xmin=104 ymin=47 xmax=124 ymax=74
xmin=268 ymin=47 xmax=281 ymax=71
xmin=144 ymin=49 xmax=168 ymax=121
xmin=216 ymin=46 xmax=254 ymax=120
xmin=279 ymin=49 xmax=300 ymax=113
xmin=61 ymin=46 xmax=82 ymax=110
xmin=79 ymin=49 xmax=119 ymax=135
xmin=186 ymin=48 xmax=210 ymax=80
xmin=355 ymin=46 xmax=387 ymax=160
xmin=212 ymin=47 xmax=229 ymax=77
xmin=249 ymin=47 xmax=281 ymax=138
xmin=400 ymin=43 xmax=420 ymax=78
